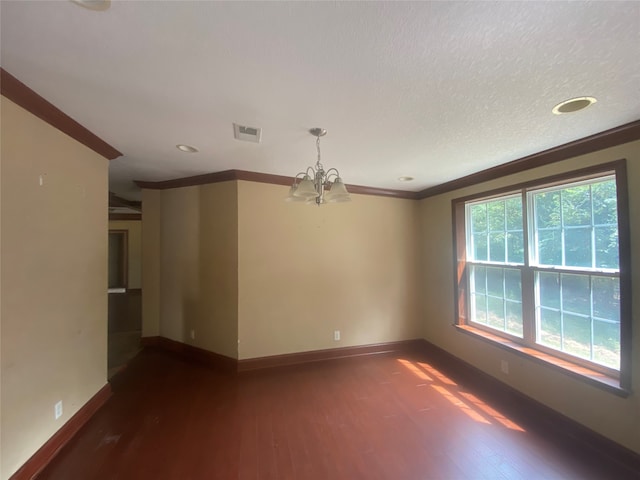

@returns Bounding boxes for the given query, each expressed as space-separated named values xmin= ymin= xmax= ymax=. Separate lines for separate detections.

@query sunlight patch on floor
xmin=459 ymin=391 xmax=525 ymax=432
xmin=431 ymin=384 xmax=491 ymax=424
xmin=417 ymin=362 xmax=457 ymax=386
xmin=396 ymin=358 xmax=525 ymax=432
xmin=397 ymin=359 xmax=432 ymax=381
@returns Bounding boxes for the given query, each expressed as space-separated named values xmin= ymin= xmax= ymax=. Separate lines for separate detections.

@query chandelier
xmin=287 ymin=128 xmax=351 ymax=205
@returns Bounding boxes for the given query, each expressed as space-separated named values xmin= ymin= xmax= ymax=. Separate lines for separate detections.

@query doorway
xmin=108 ymin=228 xmax=142 ymax=378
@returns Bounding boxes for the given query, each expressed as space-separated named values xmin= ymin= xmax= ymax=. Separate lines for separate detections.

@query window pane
xmin=538 ymin=308 xmax=561 ymax=349
xmin=562 ymin=185 xmax=591 ymax=226
xmin=471 ymin=267 xmax=522 ymax=337
xmin=489 ymin=233 xmax=505 ymax=262
xmin=592 ymin=277 xmax=620 ymax=322
xmin=563 ymin=313 xmax=591 ymax=360
xmin=487 ymin=200 xmax=505 ymax=231
xmin=504 ymin=269 xmax=521 ymax=301
xmin=469 ymin=196 xmax=522 ymax=265
xmin=472 ymin=233 xmax=488 ymax=261
xmin=536 ymin=272 xmax=621 ymax=368
xmin=562 ymin=274 xmax=590 ymax=316
xmin=472 ymin=266 xmax=486 ymax=294
xmin=538 ymin=229 xmax=562 ymax=265
xmin=533 ymin=178 xmax=618 ymax=272
xmin=505 ymin=197 xmax=523 ymax=231
xmin=592 ymin=180 xmax=617 ymax=226
xmin=593 ymin=320 xmax=620 ymax=369
xmin=539 ymin=272 xmax=560 ymax=309
xmin=473 ymin=294 xmax=487 ymax=324
xmin=595 ymin=226 xmax=618 ymax=269
xmin=535 ymin=191 xmax=561 ymax=229
xmin=486 ymin=267 xmax=503 ymax=297
xmin=506 ymin=301 xmax=523 ymax=337
xmin=471 ymin=204 xmax=487 ymax=233
xmin=506 ymin=231 xmax=524 ymax=264
xmin=564 ymin=227 xmax=592 ymax=268
xmin=487 ymin=296 xmax=505 ymax=330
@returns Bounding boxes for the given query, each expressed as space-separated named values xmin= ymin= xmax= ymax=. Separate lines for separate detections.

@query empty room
xmin=1 ymin=1 xmax=639 ymax=479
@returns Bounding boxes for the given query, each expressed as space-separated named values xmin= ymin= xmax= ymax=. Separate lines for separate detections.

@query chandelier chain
xmin=316 ymin=136 xmax=323 ymax=170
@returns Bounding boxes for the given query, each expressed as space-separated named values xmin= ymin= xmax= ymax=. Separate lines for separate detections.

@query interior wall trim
xmin=9 ymin=383 xmax=112 ymax=480
xmin=417 ymin=119 xmax=640 ymax=199
xmin=2 ymin=64 xmax=637 ymax=194
xmin=133 ymin=121 xmax=639 ymax=201
xmin=140 ymin=336 xmax=424 ymax=373
xmin=134 ymin=170 xmax=419 ymax=200
xmin=0 ymin=68 xmax=122 ymax=161
xmin=237 ymin=339 xmax=424 ymax=371
xmin=416 ymin=339 xmax=640 ymax=473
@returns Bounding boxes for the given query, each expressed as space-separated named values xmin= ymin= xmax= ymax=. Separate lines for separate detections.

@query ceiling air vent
xmin=233 ymin=123 xmax=262 ymax=143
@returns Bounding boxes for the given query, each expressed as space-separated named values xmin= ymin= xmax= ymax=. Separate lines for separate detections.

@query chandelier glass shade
xmin=286 ymin=128 xmax=351 ymax=205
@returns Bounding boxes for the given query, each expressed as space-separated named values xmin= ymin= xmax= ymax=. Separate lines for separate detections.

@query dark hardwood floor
xmin=38 ymin=348 xmax=638 ymax=480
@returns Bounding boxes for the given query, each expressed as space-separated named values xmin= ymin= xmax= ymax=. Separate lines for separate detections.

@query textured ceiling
xmin=1 ymin=1 xmax=639 ymax=200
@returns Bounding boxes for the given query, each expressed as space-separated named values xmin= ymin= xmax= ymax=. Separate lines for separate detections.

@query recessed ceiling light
xmin=552 ymin=97 xmax=597 ymax=115
xmin=70 ymin=0 xmax=111 ymax=11
xmin=398 ymin=176 xmax=414 ymax=182
xmin=176 ymin=144 xmax=198 ymax=153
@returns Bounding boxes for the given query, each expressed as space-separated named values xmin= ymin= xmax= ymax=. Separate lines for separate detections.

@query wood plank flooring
xmin=37 ymin=348 xmax=638 ymax=479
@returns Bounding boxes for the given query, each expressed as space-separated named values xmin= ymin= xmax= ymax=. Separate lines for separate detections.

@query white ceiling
xmin=1 ymin=1 xmax=639 ymax=201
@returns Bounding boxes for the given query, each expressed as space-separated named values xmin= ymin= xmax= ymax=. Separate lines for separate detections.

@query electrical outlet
xmin=334 ymin=330 xmax=340 ymax=341
xmin=190 ymin=329 xmax=195 ymax=340
xmin=54 ymin=401 xmax=63 ymax=420
xmin=501 ymin=360 xmax=509 ymax=374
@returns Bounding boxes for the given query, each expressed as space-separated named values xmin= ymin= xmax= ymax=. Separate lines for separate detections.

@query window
xmin=453 ymin=161 xmax=631 ymax=391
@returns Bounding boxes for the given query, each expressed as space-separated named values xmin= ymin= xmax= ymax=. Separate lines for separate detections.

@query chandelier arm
xmin=324 ymin=168 xmax=341 ymax=183
xmin=292 ymin=172 xmax=308 ymax=184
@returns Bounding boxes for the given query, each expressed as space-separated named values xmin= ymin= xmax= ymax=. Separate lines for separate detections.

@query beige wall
xmin=142 ymin=183 xmax=239 ymax=358
xmin=109 ymin=219 xmax=142 ymax=289
xmin=142 ymin=180 xmax=422 ymax=361
xmin=198 ymin=182 xmax=239 ymax=358
xmin=0 ymin=97 xmax=109 ymax=479
xmin=237 ymin=181 xmax=422 ymax=359
xmin=419 ymin=139 xmax=640 ymax=454
xmin=159 ymin=187 xmax=200 ymax=342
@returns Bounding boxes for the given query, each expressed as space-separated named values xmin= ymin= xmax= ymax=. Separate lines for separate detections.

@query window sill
xmin=454 ymin=324 xmax=629 ymax=397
